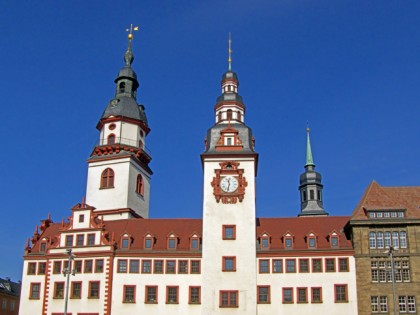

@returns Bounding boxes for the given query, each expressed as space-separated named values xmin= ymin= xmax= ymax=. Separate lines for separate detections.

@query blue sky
xmin=1 ymin=1 xmax=419 ymax=281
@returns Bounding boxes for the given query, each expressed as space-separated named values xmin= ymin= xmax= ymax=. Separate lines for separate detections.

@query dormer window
xmin=167 ymin=234 xmax=178 ymax=250
xmin=331 ymin=236 xmax=339 ymax=247
xmin=108 ymin=134 xmax=116 ymax=145
xmin=307 ymin=233 xmax=317 ymax=249
xmin=100 ymin=168 xmax=114 ymax=189
xmin=119 ymin=82 xmax=125 ymax=93
xmin=136 ymin=174 xmax=144 ymax=196
xmin=226 ymin=137 xmax=233 ymax=145
xmin=284 ymin=233 xmax=294 ymax=249
xmin=144 ymin=234 xmax=154 ymax=250
xmin=121 ymin=234 xmax=132 ymax=249
xmin=190 ymin=234 xmax=200 ymax=250
xmin=259 ymin=233 xmax=271 ymax=250
xmin=40 ymin=242 xmax=46 ymax=252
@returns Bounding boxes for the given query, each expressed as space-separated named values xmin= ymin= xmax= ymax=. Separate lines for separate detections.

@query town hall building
xmin=18 ymin=31 xmax=419 ymax=315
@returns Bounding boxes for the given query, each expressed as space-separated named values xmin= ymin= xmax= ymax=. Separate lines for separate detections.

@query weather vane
xmin=228 ymin=32 xmax=232 ymax=71
xmin=126 ymin=24 xmax=139 ymax=40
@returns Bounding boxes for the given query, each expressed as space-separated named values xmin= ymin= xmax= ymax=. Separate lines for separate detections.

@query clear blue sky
xmin=1 ymin=1 xmax=419 ymax=281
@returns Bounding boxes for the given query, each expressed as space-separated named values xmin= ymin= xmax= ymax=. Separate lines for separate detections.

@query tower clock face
xmin=220 ymin=176 xmax=239 ymax=193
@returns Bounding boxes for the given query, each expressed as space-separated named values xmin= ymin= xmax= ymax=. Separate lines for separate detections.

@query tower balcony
xmin=92 ymin=137 xmax=152 ymax=162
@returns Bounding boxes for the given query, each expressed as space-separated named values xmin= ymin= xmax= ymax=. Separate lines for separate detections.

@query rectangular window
xmin=74 ymin=260 xmax=82 ymax=273
xmin=273 ymin=259 xmax=283 ymax=273
xmin=308 ymin=237 xmax=316 ymax=248
xmin=285 ymin=238 xmax=293 ymax=248
xmin=299 ymin=259 xmax=309 ymax=273
xmin=331 ymin=236 xmax=339 ymax=247
xmin=297 ymin=287 xmax=308 ymax=303
xmin=76 ymin=234 xmax=84 ymax=246
xmin=339 ymin=258 xmax=349 ymax=272
xmin=54 ymin=282 xmax=65 ymax=299
xmin=261 ymin=237 xmax=270 ymax=249
xmin=141 ymin=260 xmax=151 ymax=273
xmin=384 ymin=232 xmax=391 ymax=248
xmin=371 ymin=296 xmax=379 ymax=313
xmin=53 ymin=261 xmax=62 ymax=274
xmin=123 ymin=285 xmax=136 ymax=303
xmin=379 ymin=296 xmax=388 ymax=312
xmin=392 ymin=231 xmax=400 ymax=248
xmin=118 ymin=259 xmax=128 ymax=273
xmin=79 ymin=214 xmax=84 ymax=222
xmin=325 ymin=258 xmax=335 ymax=272
xmin=89 ymin=281 xmax=100 ymax=299
xmin=257 ymin=286 xmax=270 ymax=304
xmin=282 ymin=287 xmax=293 ymax=303
xmin=168 ymin=238 xmax=176 ymax=249
xmin=400 ymin=231 xmax=407 ymax=248
xmin=220 ymin=290 xmax=238 ymax=308
xmin=130 ymin=259 xmax=140 ymax=273
xmin=87 ymin=234 xmax=95 ymax=246
xmin=191 ymin=238 xmax=199 ymax=249
xmin=223 ymin=257 xmax=236 ymax=271
xmin=286 ymin=259 xmax=296 ymax=273
xmin=223 ymin=225 xmax=236 ymax=240
xmin=369 ymin=232 xmax=377 ymax=249
xmin=40 ymin=242 xmax=46 ymax=252
xmin=95 ymin=259 xmax=104 ymax=273
xmin=65 ymin=235 xmax=74 ymax=247
xmin=166 ymin=286 xmax=179 ymax=304
xmin=71 ymin=282 xmax=82 ymax=299
xmin=189 ymin=286 xmax=201 ymax=304
xmin=83 ymin=260 xmax=92 ymax=273
xmin=145 ymin=286 xmax=158 ymax=303
xmin=28 ymin=262 xmax=37 ymax=275
xmin=154 ymin=260 xmax=163 ymax=274
xmin=377 ymin=232 xmax=384 ymax=248
xmin=334 ymin=284 xmax=348 ymax=303
xmin=166 ymin=260 xmax=176 ymax=274
xmin=38 ymin=262 xmax=46 ymax=275
xmin=122 ymin=238 xmax=129 ymax=249
xmin=399 ymin=295 xmax=417 ymax=313
xmin=30 ymin=283 xmax=41 ymax=299
xmin=144 ymin=238 xmax=153 ymax=249
xmin=312 ymin=259 xmax=322 ymax=272
xmin=191 ymin=260 xmax=201 ymax=274
xmin=178 ymin=260 xmax=188 ymax=274
xmin=311 ymin=287 xmax=322 ymax=303
xmin=259 ymin=259 xmax=269 ymax=273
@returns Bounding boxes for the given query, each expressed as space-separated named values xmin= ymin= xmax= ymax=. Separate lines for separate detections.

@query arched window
xmin=101 ymin=168 xmax=114 ymax=188
xmin=138 ymin=140 xmax=144 ymax=149
xmin=108 ymin=134 xmax=116 ymax=144
xmin=136 ymin=174 xmax=144 ymax=195
xmin=237 ymin=111 xmax=241 ymax=122
xmin=119 ymin=82 xmax=125 ymax=93
xmin=227 ymin=109 xmax=232 ymax=121
xmin=218 ymin=111 xmax=222 ymax=123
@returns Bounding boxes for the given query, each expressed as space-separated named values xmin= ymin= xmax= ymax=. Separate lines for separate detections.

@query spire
xmin=124 ymin=24 xmax=139 ymax=66
xmin=305 ymin=127 xmax=315 ymax=168
xmin=228 ymin=32 xmax=232 ymax=71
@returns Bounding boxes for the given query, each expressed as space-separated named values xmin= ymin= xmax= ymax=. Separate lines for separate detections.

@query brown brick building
xmin=346 ymin=181 xmax=420 ymax=314
xmin=0 ymin=278 xmax=20 ymax=315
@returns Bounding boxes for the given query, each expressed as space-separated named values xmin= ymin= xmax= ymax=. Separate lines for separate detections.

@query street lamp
xmin=386 ymin=246 xmax=398 ymax=315
xmin=63 ymin=249 xmax=76 ymax=315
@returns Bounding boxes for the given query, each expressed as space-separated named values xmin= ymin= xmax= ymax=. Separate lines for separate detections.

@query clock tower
xmin=201 ymin=37 xmax=258 ymax=314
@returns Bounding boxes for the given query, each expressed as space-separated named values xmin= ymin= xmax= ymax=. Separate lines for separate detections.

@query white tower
xmin=85 ymin=28 xmax=152 ymax=220
xmin=201 ymin=37 xmax=258 ymax=314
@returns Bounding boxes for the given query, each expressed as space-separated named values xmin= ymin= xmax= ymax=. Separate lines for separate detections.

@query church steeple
xmin=298 ymin=127 xmax=328 ymax=216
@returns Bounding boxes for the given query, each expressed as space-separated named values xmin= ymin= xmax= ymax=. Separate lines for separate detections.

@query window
xmin=220 ymin=290 xmax=238 ymax=308
xmin=297 ymin=288 xmax=308 ymax=303
xmin=142 ymin=260 xmax=151 ymax=273
xmin=95 ymin=259 xmax=104 ymax=273
xmin=108 ymin=133 xmax=116 ymax=144
xmin=123 ymin=285 xmax=136 ymax=303
xmin=384 ymin=232 xmax=391 ymax=248
xmin=28 ymin=262 xmax=36 ymax=275
xmin=189 ymin=286 xmax=201 ymax=304
xmin=118 ymin=259 xmax=128 ymax=273
xmin=283 ymin=288 xmax=293 ymax=303
xmin=331 ymin=236 xmax=339 ymax=247
xmin=259 ymin=259 xmax=269 ymax=273
xmin=38 ymin=262 xmax=46 ymax=275
xmin=65 ymin=235 xmax=74 ymax=247
xmin=223 ymin=225 xmax=236 ymax=240
xmin=144 ymin=237 xmax=153 ymax=249
xmin=89 ymin=281 xmax=100 ymax=299
xmin=257 ymin=286 xmax=270 ymax=304
xmin=392 ymin=231 xmax=400 ymax=248
xmin=145 ymin=286 xmax=158 ymax=303
xmin=2 ymin=299 xmax=6 ymax=311
xmin=334 ymin=284 xmax=348 ymax=303
xmin=74 ymin=260 xmax=82 ymax=273
xmin=371 ymin=258 xmax=410 ymax=283
xmin=273 ymin=259 xmax=283 ymax=273
xmin=286 ymin=259 xmax=296 ymax=273
xmin=261 ymin=237 xmax=270 ymax=249
xmin=178 ymin=260 xmax=188 ymax=274
xmin=54 ymin=282 xmax=65 ymax=299
xmin=119 ymin=82 xmax=125 ymax=93
xmin=168 ymin=237 xmax=177 ymax=249
xmin=223 ymin=257 xmax=236 ymax=271
xmin=218 ymin=111 xmax=222 ymax=122
xmin=30 ymin=283 xmax=41 ymax=299
xmin=129 ymin=259 xmax=139 ymax=273
xmin=40 ymin=242 xmax=46 ymax=252
xmin=339 ymin=258 xmax=349 ymax=272
xmin=76 ymin=234 xmax=84 ymax=246
xmin=226 ymin=109 xmax=233 ymax=121
xmin=312 ymin=259 xmax=322 ymax=272
xmin=53 ymin=261 xmax=62 ymax=274
xmin=79 ymin=214 xmax=84 ymax=223
xmin=400 ymin=231 xmax=407 ymax=248
xmin=299 ymin=259 xmax=309 ymax=273
xmin=308 ymin=237 xmax=317 ymax=248
xmin=166 ymin=286 xmax=179 ymax=304
xmin=154 ymin=260 xmax=163 ymax=273
xmin=285 ymin=237 xmax=293 ymax=249
xmin=100 ymin=168 xmax=114 ymax=188
xmin=398 ymin=296 xmax=416 ymax=313
xmin=136 ymin=174 xmax=144 ymax=195
xmin=377 ymin=232 xmax=384 ymax=248
xmin=87 ymin=233 xmax=95 ymax=246
xmin=191 ymin=260 xmax=201 ymax=274
xmin=325 ymin=258 xmax=335 ymax=272
xmin=311 ymin=287 xmax=322 ymax=303
xmin=166 ymin=260 xmax=176 ymax=274
xmin=71 ymin=282 xmax=82 ymax=299
xmin=84 ymin=260 xmax=93 ymax=273
xmin=191 ymin=237 xmax=199 ymax=249
xmin=369 ymin=232 xmax=377 ymax=249
xmin=121 ymin=237 xmax=130 ymax=249
xmin=371 ymin=296 xmax=388 ymax=313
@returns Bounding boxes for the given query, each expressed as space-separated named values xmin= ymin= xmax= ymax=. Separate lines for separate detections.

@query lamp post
xmin=63 ymin=249 xmax=76 ymax=315
xmin=387 ymin=246 xmax=398 ymax=315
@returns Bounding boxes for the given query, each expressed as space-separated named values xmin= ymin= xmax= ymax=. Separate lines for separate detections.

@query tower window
xmin=100 ymin=168 xmax=115 ymax=188
xmin=218 ymin=111 xmax=222 ymax=122
xmin=237 ymin=111 xmax=241 ymax=121
xmin=136 ymin=174 xmax=144 ymax=196
xmin=119 ymin=82 xmax=125 ymax=93
xmin=302 ymin=191 xmax=307 ymax=202
xmin=108 ymin=134 xmax=116 ymax=144
xmin=227 ymin=109 xmax=232 ymax=121
xmin=310 ymin=190 xmax=315 ymax=200
xmin=318 ymin=190 xmax=322 ymax=201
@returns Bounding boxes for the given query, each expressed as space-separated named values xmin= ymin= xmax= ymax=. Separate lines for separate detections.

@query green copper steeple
xmin=305 ymin=127 xmax=315 ymax=168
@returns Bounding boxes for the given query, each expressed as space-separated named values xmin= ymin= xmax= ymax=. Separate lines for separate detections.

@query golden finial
xmin=228 ymin=32 xmax=232 ymax=71
xmin=126 ymin=24 xmax=139 ymax=40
